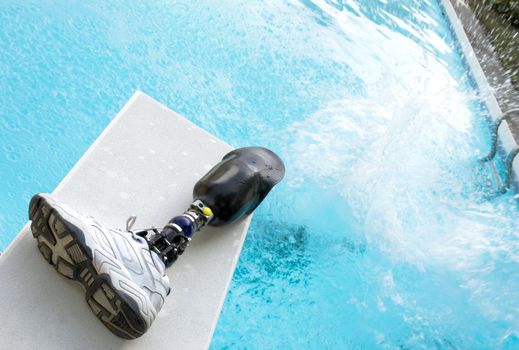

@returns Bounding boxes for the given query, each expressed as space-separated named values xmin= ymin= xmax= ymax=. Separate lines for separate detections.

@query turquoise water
xmin=2 ymin=0 xmax=519 ymax=348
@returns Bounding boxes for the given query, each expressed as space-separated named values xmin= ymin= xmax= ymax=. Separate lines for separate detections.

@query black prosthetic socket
xmin=194 ymin=147 xmax=285 ymax=225
xmin=144 ymin=146 xmax=285 ymax=268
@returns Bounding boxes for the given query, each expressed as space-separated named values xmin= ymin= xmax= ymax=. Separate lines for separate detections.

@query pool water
xmin=1 ymin=0 xmax=519 ymax=348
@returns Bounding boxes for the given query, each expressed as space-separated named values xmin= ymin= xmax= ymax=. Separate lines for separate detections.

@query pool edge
xmin=440 ymin=0 xmax=519 ymax=189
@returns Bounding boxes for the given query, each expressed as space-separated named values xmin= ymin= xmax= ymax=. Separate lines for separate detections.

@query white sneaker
xmin=29 ymin=193 xmax=170 ymax=339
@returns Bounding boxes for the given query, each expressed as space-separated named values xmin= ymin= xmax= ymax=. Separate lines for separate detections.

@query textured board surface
xmin=0 ymin=91 xmax=250 ymax=349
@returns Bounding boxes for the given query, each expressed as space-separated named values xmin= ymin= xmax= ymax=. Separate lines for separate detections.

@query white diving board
xmin=0 ymin=91 xmax=250 ymax=349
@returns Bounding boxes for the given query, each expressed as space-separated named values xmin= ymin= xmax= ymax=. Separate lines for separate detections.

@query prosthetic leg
xmin=29 ymin=147 xmax=285 ymax=339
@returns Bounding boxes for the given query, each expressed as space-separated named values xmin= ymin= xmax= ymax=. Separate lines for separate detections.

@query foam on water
xmin=213 ymin=1 xmax=519 ymax=349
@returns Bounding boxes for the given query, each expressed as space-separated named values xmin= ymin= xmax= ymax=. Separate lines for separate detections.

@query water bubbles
xmin=17 ymin=173 xmax=31 ymax=183
xmin=1 ymin=118 xmax=21 ymax=131
xmin=5 ymin=149 xmax=21 ymax=162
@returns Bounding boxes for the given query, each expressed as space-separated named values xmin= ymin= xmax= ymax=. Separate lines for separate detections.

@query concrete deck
xmin=0 ymin=91 xmax=250 ymax=349
xmin=441 ymin=0 xmax=519 ymax=186
xmin=447 ymin=1 xmax=519 ymax=124
xmin=461 ymin=0 xmax=519 ymax=110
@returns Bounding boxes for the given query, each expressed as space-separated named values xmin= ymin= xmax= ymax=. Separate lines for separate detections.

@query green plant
xmin=492 ymin=0 xmax=519 ymax=25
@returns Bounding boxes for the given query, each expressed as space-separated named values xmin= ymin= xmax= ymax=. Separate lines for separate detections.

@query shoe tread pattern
xmin=29 ymin=194 xmax=149 ymax=339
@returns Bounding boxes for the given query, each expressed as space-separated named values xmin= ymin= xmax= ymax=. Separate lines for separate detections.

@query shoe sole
xmin=29 ymin=194 xmax=147 ymax=339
